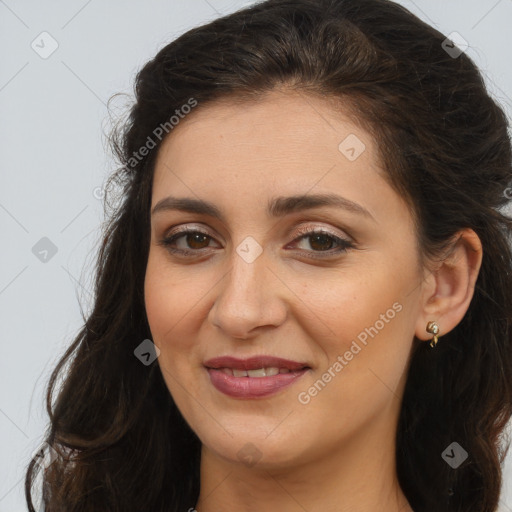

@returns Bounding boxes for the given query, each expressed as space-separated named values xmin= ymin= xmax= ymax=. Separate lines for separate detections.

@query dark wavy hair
xmin=25 ymin=0 xmax=512 ymax=511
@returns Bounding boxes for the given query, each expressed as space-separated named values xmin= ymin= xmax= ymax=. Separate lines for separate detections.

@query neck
xmin=194 ymin=408 xmax=413 ymax=512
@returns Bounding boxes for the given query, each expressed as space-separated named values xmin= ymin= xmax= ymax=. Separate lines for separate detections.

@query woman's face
xmin=144 ymin=90 xmax=427 ymax=470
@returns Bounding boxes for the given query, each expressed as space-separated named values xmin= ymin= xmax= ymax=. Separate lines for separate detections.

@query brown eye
xmin=159 ymin=226 xmax=354 ymax=259
xmin=307 ymin=233 xmax=337 ymax=251
xmin=184 ymin=232 xmax=211 ymax=249
xmin=289 ymin=227 xmax=354 ymax=258
xmin=159 ymin=229 xmax=219 ymax=255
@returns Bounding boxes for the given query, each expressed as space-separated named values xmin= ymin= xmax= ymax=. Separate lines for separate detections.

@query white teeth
xmin=219 ymin=367 xmax=286 ymax=377
xmin=247 ymin=368 xmax=267 ymax=377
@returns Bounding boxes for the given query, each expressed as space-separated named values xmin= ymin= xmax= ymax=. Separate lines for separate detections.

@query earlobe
xmin=414 ymin=228 xmax=483 ymax=344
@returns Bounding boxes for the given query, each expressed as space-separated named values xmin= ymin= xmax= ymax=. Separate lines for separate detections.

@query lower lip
xmin=206 ymin=368 xmax=309 ymax=398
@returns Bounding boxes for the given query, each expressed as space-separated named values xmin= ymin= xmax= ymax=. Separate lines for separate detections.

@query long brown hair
xmin=25 ymin=1 xmax=512 ymax=510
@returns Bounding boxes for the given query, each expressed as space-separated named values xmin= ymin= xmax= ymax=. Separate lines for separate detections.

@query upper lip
xmin=204 ymin=356 xmax=310 ymax=371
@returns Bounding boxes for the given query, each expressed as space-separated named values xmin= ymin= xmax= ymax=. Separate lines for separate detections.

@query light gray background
xmin=1 ymin=1 xmax=511 ymax=510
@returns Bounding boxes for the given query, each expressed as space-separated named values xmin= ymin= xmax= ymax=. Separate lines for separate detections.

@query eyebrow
xmin=151 ymin=193 xmax=374 ymax=222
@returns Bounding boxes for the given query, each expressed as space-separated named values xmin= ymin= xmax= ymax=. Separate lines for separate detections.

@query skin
xmin=144 ymin=88 xmax=482 ymax=512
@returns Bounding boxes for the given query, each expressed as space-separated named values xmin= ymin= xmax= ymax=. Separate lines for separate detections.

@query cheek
xmin=144 ymin=253 xmax=206 ymax=348
xmin=144 ymin=255 xmax=202 ymax=407
xmin=295 ymin=263 xmax=416 ymax=410
xmin=299 ymin=263 xmax=410 ymax=352
xmin=144 ymin=262 xmax=173 ymax=345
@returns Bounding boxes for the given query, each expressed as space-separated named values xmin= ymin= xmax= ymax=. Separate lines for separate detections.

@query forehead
xmin=152 ymin=90 xmax=385 ymax=198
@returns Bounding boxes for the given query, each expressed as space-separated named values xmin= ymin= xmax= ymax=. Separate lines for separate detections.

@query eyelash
xmin=158 ymin=225 xmax=355 ymax=259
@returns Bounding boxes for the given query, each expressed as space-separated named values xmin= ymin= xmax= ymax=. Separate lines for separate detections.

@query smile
xmin=206 ymin=367 xmax=310 ymax=398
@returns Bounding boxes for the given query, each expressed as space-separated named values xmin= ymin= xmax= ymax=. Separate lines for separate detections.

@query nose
xmin=208 ymin=246 xmax=288 ymax=339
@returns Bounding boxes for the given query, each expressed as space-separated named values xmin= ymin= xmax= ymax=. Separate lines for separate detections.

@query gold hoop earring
xmin=426 ymin=321 xmax=440 ymax=348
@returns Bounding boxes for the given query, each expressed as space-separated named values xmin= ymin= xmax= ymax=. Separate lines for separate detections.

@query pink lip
xmin=204 ymin=355 xmax=311 ymax=399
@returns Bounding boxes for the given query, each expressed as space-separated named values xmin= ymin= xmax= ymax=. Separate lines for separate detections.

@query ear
xmin=414 ymin=228 xmax=483 ymax=342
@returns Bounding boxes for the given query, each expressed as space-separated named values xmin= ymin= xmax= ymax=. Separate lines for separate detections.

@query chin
xmin=200 ymin=427 xmax=303 ymax=471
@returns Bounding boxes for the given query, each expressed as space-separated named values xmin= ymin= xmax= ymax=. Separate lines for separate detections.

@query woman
xmin=25 ymin=0 xmax=512 ymax=511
